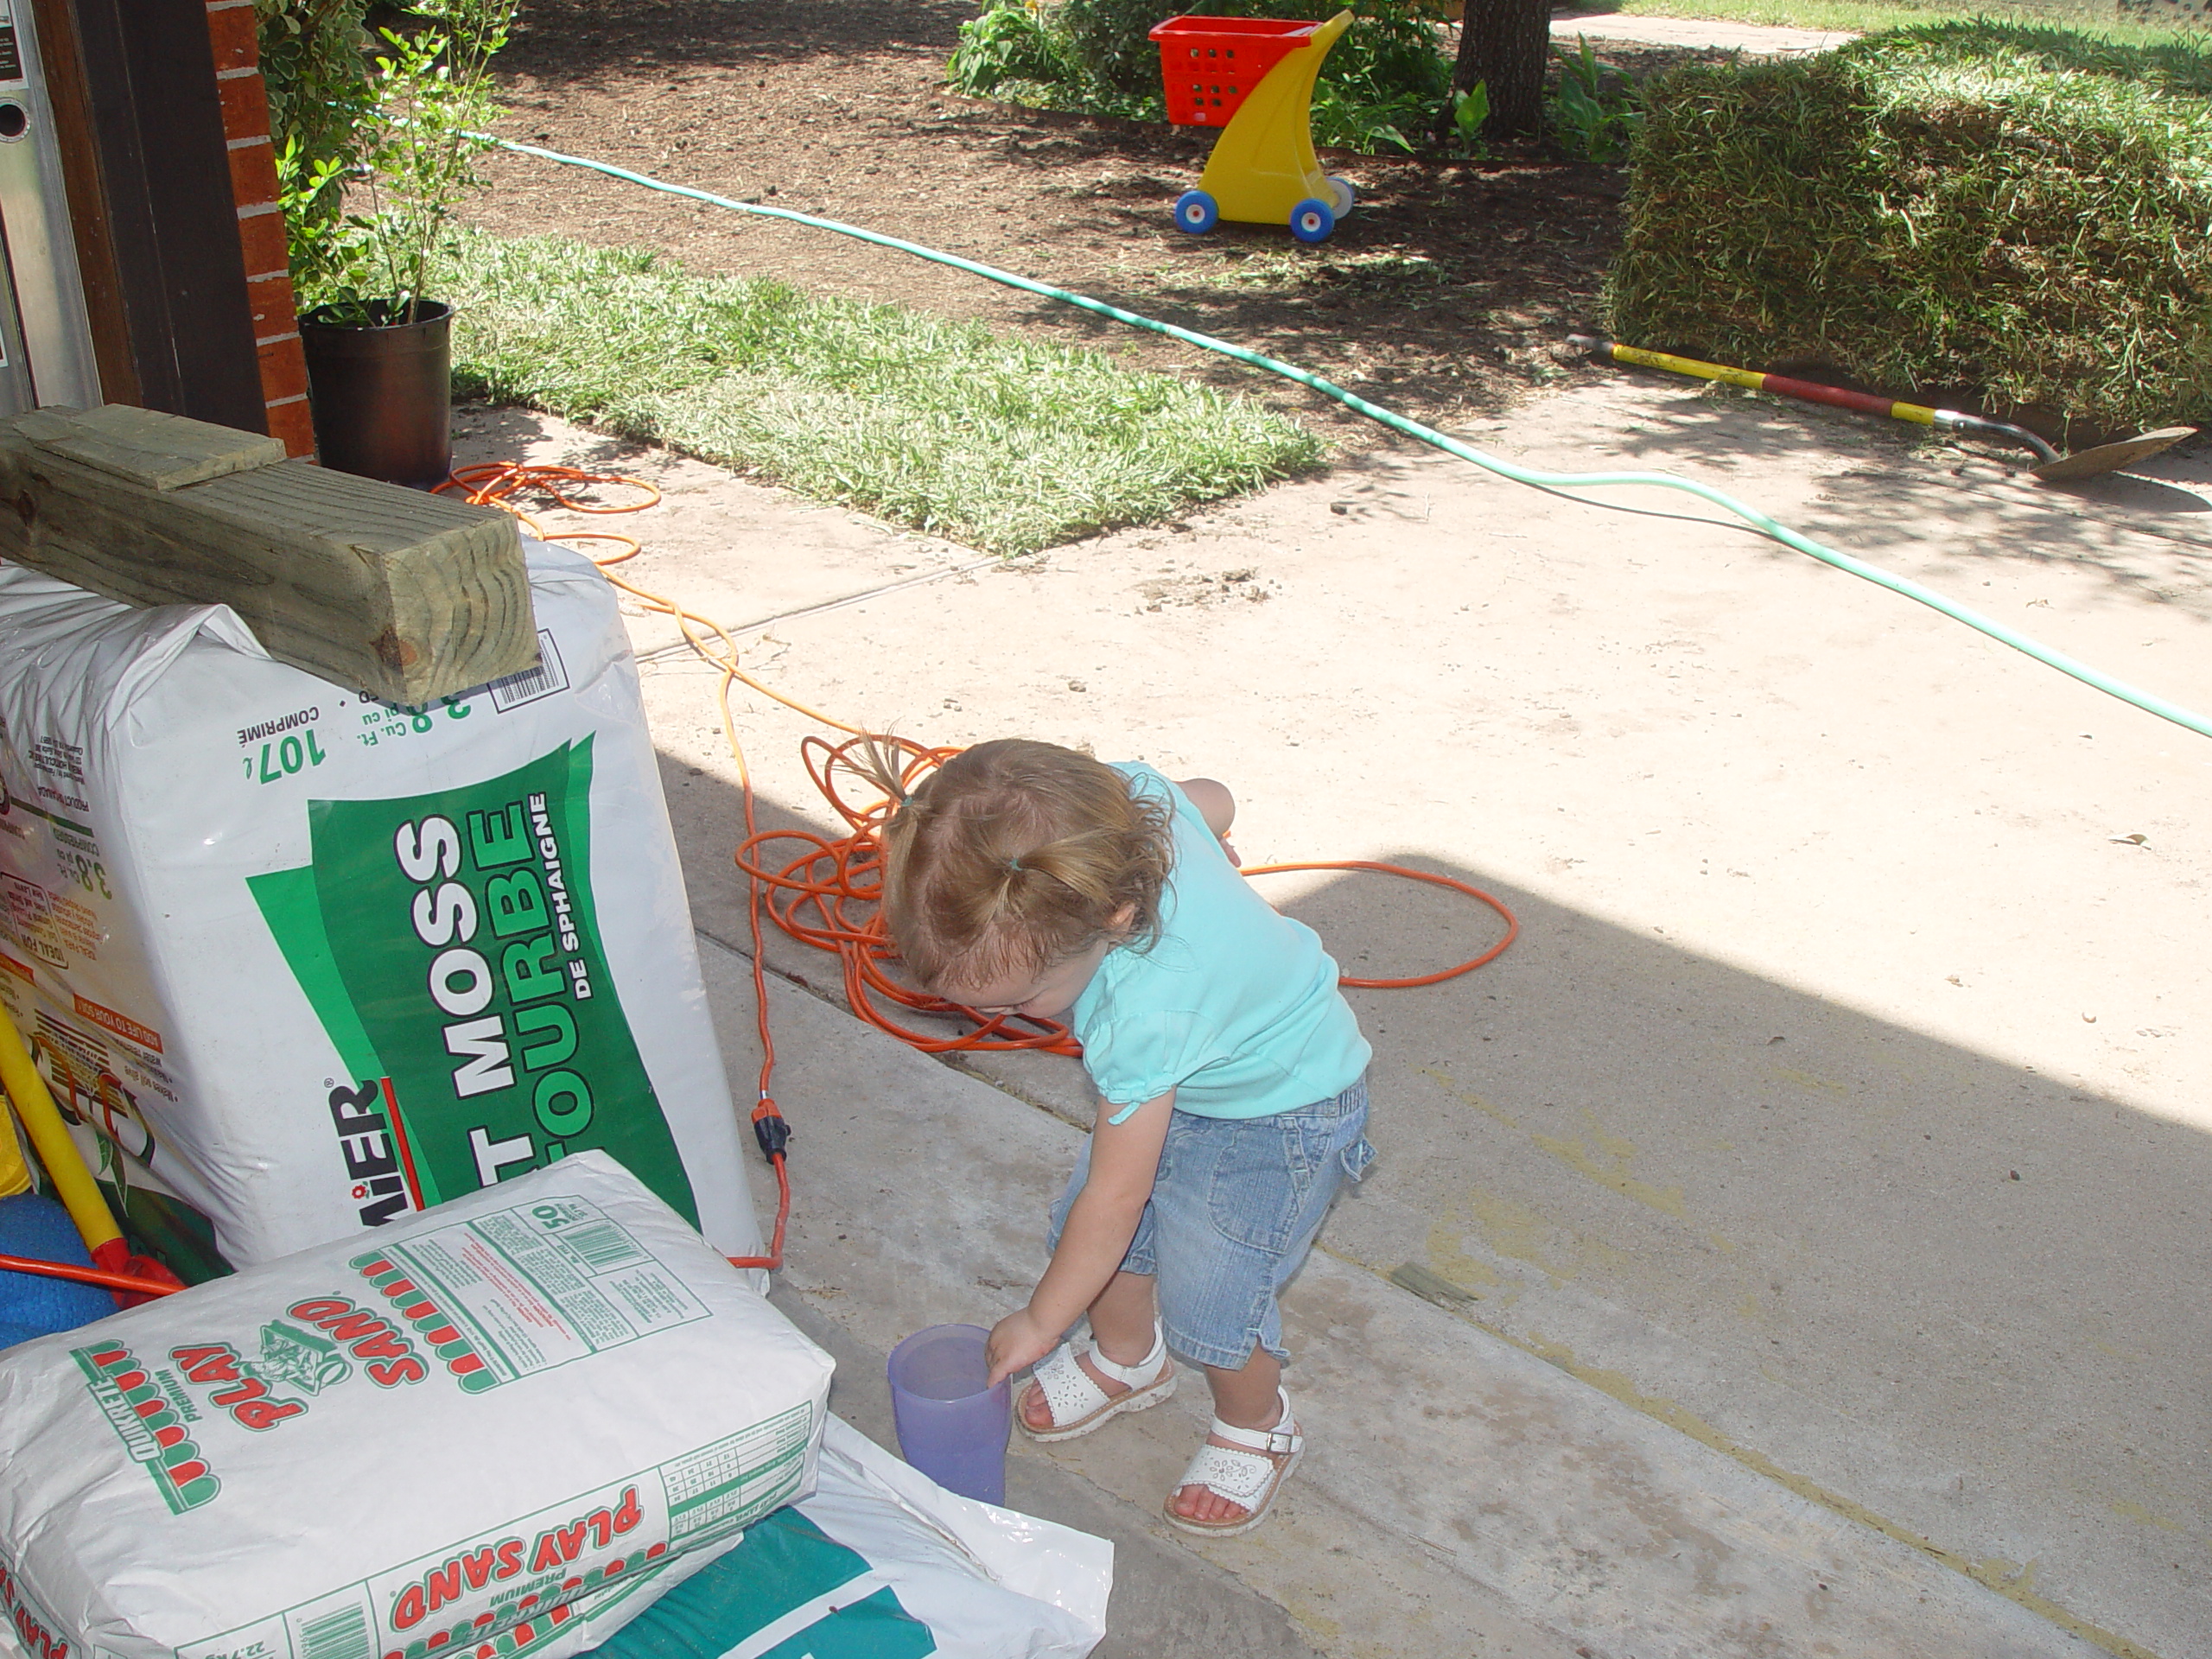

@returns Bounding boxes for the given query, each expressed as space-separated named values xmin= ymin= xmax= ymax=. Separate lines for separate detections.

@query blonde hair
xmin=877 ymin=739 xmax=1173 ymax=995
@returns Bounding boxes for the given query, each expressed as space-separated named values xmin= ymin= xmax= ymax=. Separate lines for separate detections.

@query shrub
xmin=1608 ymin=21 xmax=2212 ymax=433
xmin=256 ymin=0 xmax=374 ymax=289
xmin=947 ymin=3 xmax=1096 ymax=106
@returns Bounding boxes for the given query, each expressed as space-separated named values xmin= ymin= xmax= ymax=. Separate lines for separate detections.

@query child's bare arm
xmin=985 ymin=1091 xmax=1174 ymax=1384
xmin=1175 ymin=778 xmax=1236 ymax=840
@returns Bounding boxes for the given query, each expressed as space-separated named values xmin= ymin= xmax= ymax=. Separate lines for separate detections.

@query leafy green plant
xmin=948 ymin=3 xmax=1082 ymax=99
xmin=275 ymin=139 xmax=359 ymax=302
xmin=1308 ymin=3 xmax=1456 ymax=152
xmin=276 ymin=0 xmax=516 ymax=322
xmin=1056 ymin=0 xmax=1183 ymax=97
xmin=1548 ymin=35 xmax=1643 ymax=161
xmin=256 ymin=0 xmax=374 ymax=283
xmin=1451 ymin=80 xmax=1491 ymax=153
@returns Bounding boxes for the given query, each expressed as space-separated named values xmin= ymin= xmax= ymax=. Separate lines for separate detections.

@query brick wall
xmin=203 ymin=0 xmax=314 ymax=456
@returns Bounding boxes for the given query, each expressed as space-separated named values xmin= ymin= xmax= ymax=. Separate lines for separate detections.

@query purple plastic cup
xmin=887 ymin=1323 xmax=1012 ymax=1504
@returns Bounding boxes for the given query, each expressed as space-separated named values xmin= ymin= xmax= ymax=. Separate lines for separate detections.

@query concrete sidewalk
xmin=455 ymin=365 xmax=2211 ymax=1658
xmin=1548 ymin=9 xmax=1859 ymax=55
xmin=709 ymin=943 xmax=2094 ymax=1659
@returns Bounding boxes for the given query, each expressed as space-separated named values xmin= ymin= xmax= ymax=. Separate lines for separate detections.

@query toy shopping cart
xmin=1148 ymin=10 xmax=1356 ymax=243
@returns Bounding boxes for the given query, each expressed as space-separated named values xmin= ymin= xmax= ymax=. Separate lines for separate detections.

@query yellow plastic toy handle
xmin=0 ymin=999 xmax=123 ymax=1252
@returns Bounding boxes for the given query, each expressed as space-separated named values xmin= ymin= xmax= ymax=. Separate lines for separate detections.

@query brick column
xmin=204 ymin=0 xmax=315 ymax=456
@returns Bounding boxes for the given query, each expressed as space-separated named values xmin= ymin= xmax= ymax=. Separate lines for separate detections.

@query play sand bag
xmin=0 ymin=539 xmax=755 ymax=1274
xmin=0 ymin=1152 xmax=832 ymax=1659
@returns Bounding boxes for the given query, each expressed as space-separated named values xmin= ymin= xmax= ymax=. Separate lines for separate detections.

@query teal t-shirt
xmin=1071 ymin=764 xmax=1371 ymax=1122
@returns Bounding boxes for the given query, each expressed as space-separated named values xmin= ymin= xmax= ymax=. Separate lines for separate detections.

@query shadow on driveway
xmin=655 ymin=748 xmax=2208 ymax=1659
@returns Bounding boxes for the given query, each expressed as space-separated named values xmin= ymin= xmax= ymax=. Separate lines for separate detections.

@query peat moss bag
xmin=0 ymin=540 xmax=757 ymax=1274
xmin=0 ymin=1153 xmax=834 ymax=1659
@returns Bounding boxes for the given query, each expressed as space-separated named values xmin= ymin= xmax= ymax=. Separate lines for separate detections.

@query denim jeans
xmin=1047 ymin=1074 xmax=1374 ymax=1369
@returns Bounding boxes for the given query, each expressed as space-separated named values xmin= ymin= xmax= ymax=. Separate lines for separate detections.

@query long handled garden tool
xmin=0 ymin=1000 xmax=182 ymax=1300
xmin=1571 ymin=336 xmax=2196 ymax=481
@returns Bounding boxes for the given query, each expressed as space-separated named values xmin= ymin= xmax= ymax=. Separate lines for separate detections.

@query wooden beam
xmin=15 ymin=403 xmax=284 ymax=488
xmin=0 ymin=406 xmax=536 ymax=703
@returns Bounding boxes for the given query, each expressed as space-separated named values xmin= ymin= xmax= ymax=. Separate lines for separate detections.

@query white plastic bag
xmin=592 ymin=1416 xmax=1113 ymax=1659
xmin=0 ymin=540 xmax=756 ymax=1271
xmin=0 ymin=1152 xmax=832 ymax=1659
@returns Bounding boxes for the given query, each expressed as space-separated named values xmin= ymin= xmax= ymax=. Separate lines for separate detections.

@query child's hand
xmin=985 ymin=1306 xmax=1057 ymax=1387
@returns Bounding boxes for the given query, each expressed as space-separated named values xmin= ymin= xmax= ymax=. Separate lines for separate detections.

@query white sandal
xmin=1164 ymin=1386 xmax=1303 ymax=1537
xmin=1018 ymin=1323 xmax=1177 ymax=1443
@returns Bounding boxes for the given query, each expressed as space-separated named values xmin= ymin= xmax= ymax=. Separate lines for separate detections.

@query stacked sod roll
xmin=1608 ymin=22 xmax=2212 ymax=439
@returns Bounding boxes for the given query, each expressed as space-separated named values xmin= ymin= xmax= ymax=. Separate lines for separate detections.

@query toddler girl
xmin=878 ymin=738 xmax=1373 ymax=1535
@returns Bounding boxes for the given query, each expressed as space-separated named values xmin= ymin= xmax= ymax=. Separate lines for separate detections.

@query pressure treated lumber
xmin=10 ymin=404 xmax=286 ymax=490
xmin=0 ymin=406 xmax=535 ymax=703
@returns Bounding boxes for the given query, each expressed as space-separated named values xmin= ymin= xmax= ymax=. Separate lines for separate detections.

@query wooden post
xmin=0 ymin=404 xmax=536 ymax=703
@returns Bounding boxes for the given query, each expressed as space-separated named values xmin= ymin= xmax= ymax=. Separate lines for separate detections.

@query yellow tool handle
xmin=0 ymin=999 xmax=123 ymax=1251
xmin=1593 ymin=339 xmax=1945 ymax=426
xmin=1584 ymin=336 xmax=2072 ymax=466
xmin=1605 ymin=341 xmax=1769 ymax=394
xmin=0 ymin=1081 xmax=26 ymax=1198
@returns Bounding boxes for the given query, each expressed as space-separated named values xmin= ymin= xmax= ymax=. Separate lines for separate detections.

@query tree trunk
xmin=1452 ymin=0 xmax=1551 ymax=139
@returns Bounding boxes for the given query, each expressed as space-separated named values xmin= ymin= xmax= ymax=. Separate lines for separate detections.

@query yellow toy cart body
xmin=1148 ymin=11 xmax=1356 ymax=243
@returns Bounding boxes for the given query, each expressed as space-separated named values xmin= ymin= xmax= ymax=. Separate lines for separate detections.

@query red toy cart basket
xmin=1147 ymin=15 xmax=1326 ymax=126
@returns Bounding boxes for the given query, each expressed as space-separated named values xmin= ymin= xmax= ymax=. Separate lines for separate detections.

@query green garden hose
xmin=488 ymin=137 xmax=2212 ymax=743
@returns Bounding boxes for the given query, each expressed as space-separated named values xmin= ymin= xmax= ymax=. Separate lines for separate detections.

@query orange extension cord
xmin=448 ymin=462 xmax=1522 ymax=1269
xmin=0 ymin=461 xmax=1517 ymax=1305
xmin=448 ymin=462 xmax=1518 ymax=1280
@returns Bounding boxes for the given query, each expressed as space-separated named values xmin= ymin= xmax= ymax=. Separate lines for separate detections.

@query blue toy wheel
xmin=1289 ymin=197 xmax=1335 ymax=244
xmin=1173 ymin=190 xmax=1219 ymax=234
xmin=1325 ymin=175 xmax=1356 ymax=216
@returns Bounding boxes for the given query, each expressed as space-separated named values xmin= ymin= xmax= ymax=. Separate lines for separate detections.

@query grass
xmin=435 ymin=228 xmax=1322 ymax=556
xmin=1608 ymin=19 xmax=2212 ymax=434
xmin=1173 ymin=247 xmax=1455 ymax=293
xmin=1586 ymin=0 xmax=2211 ymax=44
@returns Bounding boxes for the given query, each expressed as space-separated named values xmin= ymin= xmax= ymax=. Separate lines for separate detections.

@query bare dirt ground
xmin=466 ymin=0 xmax=1732 ymax=441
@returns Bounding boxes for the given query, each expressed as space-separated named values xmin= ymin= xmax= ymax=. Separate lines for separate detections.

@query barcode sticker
xmin=289 ymin=1595 xmax=372 ymax=1659
xmin=557 ymin=1219 xmax=649 ymax=1272
xmin=487 ymin=631 xmax=569 ymax=712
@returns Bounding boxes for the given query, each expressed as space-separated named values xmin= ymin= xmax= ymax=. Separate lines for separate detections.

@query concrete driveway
xmin=454 ymin=341 xmax=2210 ymax=1657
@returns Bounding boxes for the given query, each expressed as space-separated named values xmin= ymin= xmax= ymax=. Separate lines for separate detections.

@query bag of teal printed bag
xmin=598 ymin=1416 xmax=1112 ymax=1659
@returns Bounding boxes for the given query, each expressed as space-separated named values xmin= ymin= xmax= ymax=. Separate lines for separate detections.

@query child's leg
xmin=1018 ymin=1269 xmax=1158 ymax=1431
xmin=1152 ymin=1078 xmax=1371 ymax=1529
xmin=1088 ymin=1268 xmax=1161 ymax=1360
xmin=1020 ymin=1130 xmax=1174 ymax=1435
xmin=1170 ymin=1345 xmax=1287 ymax=1524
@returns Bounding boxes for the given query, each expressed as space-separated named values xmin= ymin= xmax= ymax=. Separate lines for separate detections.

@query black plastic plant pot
xmin=299 ymin=299 xmax=454 ymax=488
